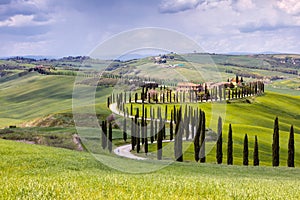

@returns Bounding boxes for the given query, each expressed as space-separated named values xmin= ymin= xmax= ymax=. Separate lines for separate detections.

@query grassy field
xmin=0 ymin=73 xmax=112 ymax=127
xmin=0 ymin=55 xmax=300 ymax=199
xmin=1 ymin=139 xmax=300 ymax=199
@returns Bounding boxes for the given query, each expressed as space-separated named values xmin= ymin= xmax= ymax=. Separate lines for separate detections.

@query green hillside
xmin=0 ymin=73 xmax=112 ymax=127
xmin=1 ymin=139 xmax=300 ymax=199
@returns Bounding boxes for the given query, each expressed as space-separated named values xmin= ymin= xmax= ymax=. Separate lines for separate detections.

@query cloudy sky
xmin=0 ymin=0 xmax=300 ymax=57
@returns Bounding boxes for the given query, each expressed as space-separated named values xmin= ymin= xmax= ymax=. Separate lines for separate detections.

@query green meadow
xmin=1 ymin=139 xmax=300 ymax=199
xmin=0 ymin=54 xmax=300 ymax=199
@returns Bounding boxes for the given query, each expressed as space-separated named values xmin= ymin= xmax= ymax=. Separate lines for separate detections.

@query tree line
xmin=102 ymin=99 xmax=296 ymax=167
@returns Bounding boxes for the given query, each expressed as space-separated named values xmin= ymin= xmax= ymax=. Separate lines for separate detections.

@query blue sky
xmin=0 ymin=0 xmax=299 ymax=57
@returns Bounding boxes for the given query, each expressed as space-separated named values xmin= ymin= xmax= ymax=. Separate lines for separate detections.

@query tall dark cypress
xmin=101 ymin=120 xmax=107 ymax=149
xmin=272 ymin=117 xmax=280 ymax=167
xmin=145 ymin=122 xmax=148 ymax=155
xmin=288 ymin=125 xmax=295 ymax=167
xmin=123 ymin=118 xmax=127 ymax=142
xmin=200 ymin=111 xmax=206 ymax=163
xmin=170 ymin=111 xmax=173 ymax=141
xmin=227 ymin=124 xmax=233 ymax=165
xmin=150 ymin=116 xmax=154 ymax=143
xmin=155 ymin=119 xmax=158 ymax=141
xmin=157 ymin=125 xmax=163 ymax=160
xmin=191 ymin=110 xmax=195 ymax=139
xmin=131 ymin=118 xmax=135 ymax=150
xmin=193 ymin=110 xmax=201 ymax=162
xmin=108 ymin=122 xmax=112 ymax=153
xmin=216 ymin=116 xmax=223 ymax=164
xmin=253 ymin=135 xmax=259 ymax=166
xmin=175 ymin=107 xmax=183 ymax=162
xmin=136 ymin=122 xmax=141 ymax=153
xmin=141 ymin=117 xmax=145 ymax=145
xmin=243 ymin=134 xmax=248 ymax=166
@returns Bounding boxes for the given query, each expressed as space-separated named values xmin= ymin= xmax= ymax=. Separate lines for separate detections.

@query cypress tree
xmin=108 ymin=122 xmax=112 ymax=153
xmin=272 ymin=117 xmax=280 ymax=167
xmin=216 ymin=116 xmax=223 ymax=164
xmin=175 ymin=107 xmax=183 ymax=162
xmin=157 ymin=125 xmax=163 ymax=160
xmin=227 ymin=124 xmax=233 ymax=165
xmin=200 ymin=111 xmax=206 ymax=163
xmin=243 ymin=134 xmax=248 ymax=166
xmin=253 ymin=135 xmax=259 ymax=166
xmin=131 ymin=118 xmax=135 ymax=150
xmin=170 ymin=111 xmax=173 ymax=141
xmin=145 ymin=122 xmax=148 ymax=155
xmin=141 ymin=117 xmax=145 ymax=145
xmin=136 ymin=122 xmax=140 ymax=153
xmin=101 ymin=120 xmax=107 ymax=149
xmin=193 ymin=110 xmax=201 ymax=162
xmin=123 ymin=118 xmax=127 ymax=142
xmin=288 ymin=125 xmax=295 ymax=167
xmin=150 ymin=117 xmax=154 ymax=143
xmin=155 ymin=119 xmax=158 ymax=140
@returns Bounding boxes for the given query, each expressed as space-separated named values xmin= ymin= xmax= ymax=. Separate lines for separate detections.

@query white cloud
xmin=232 ymin=0 xmax=255 ymax=11
xmin=0 ymin=14 xmax=52 ymax=27
xmin=277 ymin=0 xmax=300 ymax=15
xmin=159 ymin=0 xmax=202 ymax=13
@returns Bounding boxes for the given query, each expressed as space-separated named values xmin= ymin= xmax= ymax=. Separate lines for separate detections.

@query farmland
xmin=0 ymin=54 xmax=299 ymax=199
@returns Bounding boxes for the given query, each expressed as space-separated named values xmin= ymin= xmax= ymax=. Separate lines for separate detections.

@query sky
xmin=0 ymin=0 xmax=300 ymax=57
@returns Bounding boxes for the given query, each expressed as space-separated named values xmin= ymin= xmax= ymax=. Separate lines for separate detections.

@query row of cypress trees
xmin=215 ymin=116 xmax=295 ymax=167
xmin=102 ymin=110 xmax=295 ymax=167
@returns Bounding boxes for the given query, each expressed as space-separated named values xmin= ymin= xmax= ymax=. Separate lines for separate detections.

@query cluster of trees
xmin=108 ymin=80 xmax=265 ymax=113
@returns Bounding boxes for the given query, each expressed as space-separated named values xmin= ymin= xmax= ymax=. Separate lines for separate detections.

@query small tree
xmin=272 ymin=117 xmax=280 ymax=167
xmin=101 ymin=120 xmax=107 ymax=149
xmin=108 ymin=122 xmax=112 ymax=153
xmin=243 ymin=134 xmax=248 ymax=166
xmin=227 ymin=124 xmax=233 ymax=165
xmin=157 ymin=125 xmax=163 ymax=160
xmin=288 ymin=125 xmax=295 ymax=167
xmin=131 ymin=118 xmax=135 ymax=150
xmin=136 ymin=122 xmax=140 ymax=153
xmin=150 ymin=117 xmax=154 ymax=143
xmin=200 ymin=111 xmax=206 ymax=163
xmin=175 ymin=107 xmax=183 ymax=162
xmin=193 ymin=111 xmax=201 ymax=162
xmin=216 ymin=116 xmax=223 ymax=164
xmin=144 ymin=122 xmax=148 ymax=155
xmin=123 ymin=118 xmax=127 ymax=142
xmin=170 ymin=111 xmax=173 ymax=141
xmin=253 ymin=135 xmax=259 ymax=166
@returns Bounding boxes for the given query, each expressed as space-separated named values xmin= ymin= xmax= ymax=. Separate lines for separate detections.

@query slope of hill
xmin=1 ymin=139 xmax=300 ymax=199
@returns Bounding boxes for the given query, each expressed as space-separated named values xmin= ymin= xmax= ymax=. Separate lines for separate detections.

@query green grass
xmin=0 ymin=73 xmax=112 ymax=127
xmin=1 ymin=139 xmax=300 ymax=199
